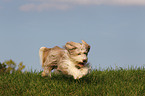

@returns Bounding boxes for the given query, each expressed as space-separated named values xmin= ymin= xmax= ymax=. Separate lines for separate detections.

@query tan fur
xmin=39 ymin=40 xmax=91 ymax=79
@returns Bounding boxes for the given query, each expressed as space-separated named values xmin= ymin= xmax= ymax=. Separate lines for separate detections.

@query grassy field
xmin=0 ymin=67 xmax=145 ymax=96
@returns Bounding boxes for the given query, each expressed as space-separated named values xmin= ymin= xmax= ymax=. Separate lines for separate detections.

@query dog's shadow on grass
xmin=38 ymin=71 xmax=98 ymax=85
xmin=40 ymin=74 xmax=94 ymax=84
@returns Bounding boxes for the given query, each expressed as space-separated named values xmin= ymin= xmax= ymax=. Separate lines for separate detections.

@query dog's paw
xmin=73 ymin=75 xmax=83 ymax=79
xmin=41 ymin=72 xmax=51 ymax=77
xmin=41 ymin=72 xmax=47 ymax=77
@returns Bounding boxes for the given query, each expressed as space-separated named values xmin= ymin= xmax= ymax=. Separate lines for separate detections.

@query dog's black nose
xmin=83 ymin=59 xmax=87 ymax=63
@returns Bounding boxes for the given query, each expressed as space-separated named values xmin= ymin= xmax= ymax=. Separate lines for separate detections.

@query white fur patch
xmin=59 ymin=50 xmax=89 ymax=79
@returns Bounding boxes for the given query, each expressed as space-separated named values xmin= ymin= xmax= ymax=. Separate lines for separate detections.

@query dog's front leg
xmin=67 ymin=67 xmax=83 ymax=79
xmin=73 ymin=67 xmax=90 ymax=79
xmin=42 ymin=66 xmax=52 ymax=77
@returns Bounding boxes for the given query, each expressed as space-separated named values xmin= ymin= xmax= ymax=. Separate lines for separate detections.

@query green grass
xmin=0 ymin=67 xmax=145 ymax=96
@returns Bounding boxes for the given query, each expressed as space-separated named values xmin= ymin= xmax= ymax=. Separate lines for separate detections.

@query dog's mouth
xmin=75 ymin=59 xmax=88 ymax=68
xmin=77 ymin=62 xmax=86 ymax=68
xmin=75 ymin=62 xmax=86 ymax=69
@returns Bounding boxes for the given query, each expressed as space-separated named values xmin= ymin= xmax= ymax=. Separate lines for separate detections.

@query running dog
xmin=39 ymin=40 xmax=91 ymax=79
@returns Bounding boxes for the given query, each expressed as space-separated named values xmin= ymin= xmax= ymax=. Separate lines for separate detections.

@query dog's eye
xmin=84 ymin=52 xmax=88 ymax=55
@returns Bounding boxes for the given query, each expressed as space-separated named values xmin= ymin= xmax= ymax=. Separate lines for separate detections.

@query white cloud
xmin=28 ymin=0 xmax=145 ymax=5
xmin=66 ymin=0 xmax=145 ymax=5
xmin=20 ymin=3 xmax=71 ymax=11
xmin=20 ymin=4 xmax=36 ymax=12
xmin=19 ymin=0 xmax=145 ymax=11
xmin=104 ymin=0 xmax=145 ymax=5
xmin=2 ymin=0 xmax=12 ymax=2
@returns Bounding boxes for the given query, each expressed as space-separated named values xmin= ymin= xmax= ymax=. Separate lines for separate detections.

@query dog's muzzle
xmin=77 ymin=59 xmax=87 ymax=67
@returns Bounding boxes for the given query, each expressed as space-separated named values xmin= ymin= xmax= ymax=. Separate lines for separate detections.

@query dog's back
xmin=39 ymin=46 xmax=64 ymax=68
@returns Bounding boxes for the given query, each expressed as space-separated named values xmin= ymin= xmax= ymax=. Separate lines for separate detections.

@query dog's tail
xmin=39 ymin=47 xmax=46 ymax=67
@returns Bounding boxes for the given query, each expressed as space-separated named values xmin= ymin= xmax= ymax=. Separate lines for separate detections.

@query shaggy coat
xmin=39 ymin=40 xmax=91 ymax=79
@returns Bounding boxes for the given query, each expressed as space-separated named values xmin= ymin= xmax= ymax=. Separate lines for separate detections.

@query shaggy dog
xmin=39 ymin=40 xmax=91 ymax=79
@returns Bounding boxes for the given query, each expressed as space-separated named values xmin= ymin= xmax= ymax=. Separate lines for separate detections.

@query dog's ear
xmin=82 ymin=40 xmax=91 ymax=52
xmin=65 ymin=42 xmax=77 ymax=50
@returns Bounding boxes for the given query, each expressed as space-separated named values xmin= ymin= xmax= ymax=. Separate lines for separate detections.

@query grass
xmin=0 ymin=67 xmax=145 ymax=96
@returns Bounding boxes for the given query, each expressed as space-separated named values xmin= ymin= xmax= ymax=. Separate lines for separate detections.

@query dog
xmin=39 ymin=40 xmax=91 ymax=79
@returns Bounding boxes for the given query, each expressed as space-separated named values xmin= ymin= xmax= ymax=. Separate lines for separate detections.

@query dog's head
xmin=65 ymin=40 xmax=90 ymax=67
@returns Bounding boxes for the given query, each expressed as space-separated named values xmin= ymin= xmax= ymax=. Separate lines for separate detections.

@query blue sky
xmin=0 ymin=0 xmax=145 ymax=71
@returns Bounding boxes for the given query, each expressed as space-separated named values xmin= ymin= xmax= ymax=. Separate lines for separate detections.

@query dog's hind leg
xmin=42 ymin=66 xmax=52 ymax=77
